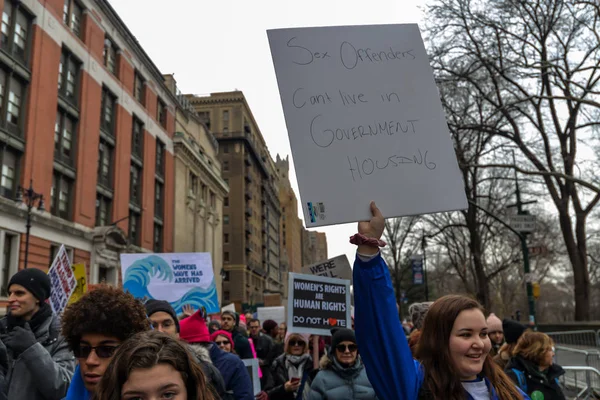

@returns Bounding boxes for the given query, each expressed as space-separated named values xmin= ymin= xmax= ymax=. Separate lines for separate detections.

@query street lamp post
xmin=14 ymin=179 xmax=45 ymax=269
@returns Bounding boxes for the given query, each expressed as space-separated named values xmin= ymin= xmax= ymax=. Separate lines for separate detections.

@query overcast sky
xmin=108 ymin=0 xmax=425 ymax=265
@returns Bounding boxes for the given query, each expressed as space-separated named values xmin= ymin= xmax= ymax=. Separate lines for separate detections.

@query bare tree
xmin=426 ymin=0 xmax=600 ymax=320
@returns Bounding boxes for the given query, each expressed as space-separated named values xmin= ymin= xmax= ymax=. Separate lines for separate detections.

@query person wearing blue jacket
xmin=352 ymin=202 xmax=530 ymax=400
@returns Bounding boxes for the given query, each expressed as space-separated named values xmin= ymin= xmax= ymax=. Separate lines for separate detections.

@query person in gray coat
xmin=0 ymin=268 xmax=76 ymax=400
xmin=307 ymin=328 xmax=377 ymax=400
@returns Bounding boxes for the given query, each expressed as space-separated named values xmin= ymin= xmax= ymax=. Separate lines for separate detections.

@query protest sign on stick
xmin=257 ymin=306 xmax=286 ymax=325
xmin=48 ymin=245 xmax=76 ymax=314
xmin=302 ymin=255 xmax=352 ymax=281
xmin=120 ymin=253 xmax=219 ymax=314
xmin=68 ymin=263 xmax=87 ymax=305
xmin=268 ymin=24 xmax=468 ymax=227
xmin=287 ymin=273 xmax=351 ymax=336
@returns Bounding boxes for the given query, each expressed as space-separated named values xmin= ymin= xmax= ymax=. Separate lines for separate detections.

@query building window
xmin=100 ymin=87 xmax=116 ymax=135
xmin=198 ymin=111 xmax=210 ymax=128
xmin=54 ymin=109 xmax=77 ymax=166
xmin=155 ymin=181 xmax=163 ymax=219
xmin=131 ymin=117 xmax=144 ymax=159
xmin=210 ymin=191 xmax=216 ymax=208
xmin=103 ymin=36 xmax=117 ymax=75
xmin=153 ymin=223 xmax=163 ymax=252
xmin=95 ymin=193 xmax=111 ymax=226
xmin=51 ymin=171 xmax=73 ymax=220
xmin=97 ymin=139 xmax=112 ymax=189
xmin=0 ymin=231 xmax=17 ymax=296
xmin=129 ymin=163 xmax=142 ymax=206
xmin=155 ymin=140 xmax=165 ymax=177
xmin=223 ymin=160 xmax=229 ymax=171
xmin=157 ymin=98 xmax=167 ymax=128
xmin=1 ymin=2 xmax=32 ymax=64
xmin=224 ymin=233 xmax=229 ymax=244
xmin=134 ymin=70 xmax=145 ymax=105
xmin=223 ymin=144 xmax=229 ymax=154
xmin=224 ymin=215 xmax=229 ymax=225
xmin=222 ymin=110 xmax=229 ymax=122
xmin=188 ymin=173 xmax=198 ymax=196
xmin=62 ymin=0 xmax=82 ymax=38
xmin=5 ymin=76 xmax=23 ymax=132
xmin=128 ymin=210 xmax=140 ymax=246
xmin=224 ymin=252 xmax=230 ymax=263
xmin=0 ymin=147 xmax=17 ymax=199
xmin=58 ymin=48 xmax=80 ymax=104
xmin=224 ymin=197 xmax=229 ymax=207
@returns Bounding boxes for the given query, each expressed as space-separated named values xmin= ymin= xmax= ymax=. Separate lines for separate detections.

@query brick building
xmin=0 ymin=0 xmax=176 ymax=297
xmin=188 ymin=91 xmax=284 ymax=311
xmin=302 ymin=229 xmax=328 ymax=266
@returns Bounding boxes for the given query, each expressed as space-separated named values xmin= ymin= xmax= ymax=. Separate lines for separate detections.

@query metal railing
xmin=546 ymin=330 xmax=600 ymax=349
xmin=561 ymin=366 xmax=600 ymax=399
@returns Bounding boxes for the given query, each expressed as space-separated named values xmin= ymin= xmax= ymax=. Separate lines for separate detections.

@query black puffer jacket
xmin=505 ymin=355 xmax=566 ymax=400
xmin=267 ymin=353 xmax=314 ymax=400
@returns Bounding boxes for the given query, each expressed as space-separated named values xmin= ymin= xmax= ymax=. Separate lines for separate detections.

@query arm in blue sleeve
xmin=354 ymin=252 xmax=423 ymax=400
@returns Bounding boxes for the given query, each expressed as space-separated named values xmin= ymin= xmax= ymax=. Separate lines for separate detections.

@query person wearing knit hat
xmin=145 ymin=299 xmax=180 ymax=337
xmin=486 ymin=313 xmax=504 ymax=356
xmin=180 ymin=310 xmax=253 ymax=400
xmin=307 ymin=328 xmax=377 ymax=400
xmin=211 ymin=329 xmax=235 ymax=353
xmin=408 ymin=301 xmax=434 ymax=331
xmin=493 ymin=319 xmax=528 ymax=370
xmin=268 ymin=332 xmax=314 ymax=400
xmin=220 ymin=310 xmax=253 ymax=359
xmin=0 ymin=268 xmax=75 ymax=400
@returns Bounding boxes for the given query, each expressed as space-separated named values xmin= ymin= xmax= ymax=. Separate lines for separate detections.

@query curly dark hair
xmin=61 ymin=285 xmax=150 ymax=350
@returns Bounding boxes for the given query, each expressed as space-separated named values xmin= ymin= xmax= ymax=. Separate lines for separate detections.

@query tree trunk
xmin=466 ymin=203 xmax=491 ymax=311
xmin=557 ymin=208 xmax=590 ymax=320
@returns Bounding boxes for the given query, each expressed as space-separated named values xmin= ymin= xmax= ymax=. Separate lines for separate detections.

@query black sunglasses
xmin=336 ymin=344 xmax=358 ymax=353
xmin=74 ymin=344 xmax=119 ymax=359
xmin=215 ymin=340 xmax=231 ymax=346
xmin=289 ymin=340 xmax=306 ymax=347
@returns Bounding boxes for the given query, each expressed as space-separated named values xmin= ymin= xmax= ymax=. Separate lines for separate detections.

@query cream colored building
xmin=164 ymin=75 xmax=229 ymax=304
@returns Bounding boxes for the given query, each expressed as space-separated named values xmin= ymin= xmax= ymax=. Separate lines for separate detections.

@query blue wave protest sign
xmin=120 ymin=253 xmax=219 ymax=314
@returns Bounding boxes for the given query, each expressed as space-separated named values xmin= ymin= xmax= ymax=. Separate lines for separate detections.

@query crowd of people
xmin=0 ymin=201 xmax=574 ymax=399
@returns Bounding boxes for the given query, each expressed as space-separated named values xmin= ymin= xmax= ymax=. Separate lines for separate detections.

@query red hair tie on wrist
xmin=349 ymin=233 xmax=387 ymax=248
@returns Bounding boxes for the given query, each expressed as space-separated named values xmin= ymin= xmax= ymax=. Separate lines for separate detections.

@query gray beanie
xmin=408 ymin=301 xmax=434 ymax=330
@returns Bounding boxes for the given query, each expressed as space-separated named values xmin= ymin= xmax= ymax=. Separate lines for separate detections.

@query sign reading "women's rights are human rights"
xmin=268 ymin=24 xmax=467 ymax=227
xmin=287 ymin=273 xmax=351 ymax=336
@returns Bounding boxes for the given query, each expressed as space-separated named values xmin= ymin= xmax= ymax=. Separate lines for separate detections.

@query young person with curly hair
xmin=353 ymin=202 xmax=529 ymax=400
xmin=92 ymin=331 xmax=215 ymax=400
xmin=61 ymin=285 xmax=150 ymax=400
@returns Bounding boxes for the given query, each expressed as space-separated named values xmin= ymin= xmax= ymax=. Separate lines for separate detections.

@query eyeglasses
xmin=336 ymin=344 xmax=358 ymax=353
xmin=74 ymin=344 xmax=119 ymax=359
xmin=215 ymin=340 xmax=231 ymax=346
xmin=289 ymin=340 xmax=306 ymax=347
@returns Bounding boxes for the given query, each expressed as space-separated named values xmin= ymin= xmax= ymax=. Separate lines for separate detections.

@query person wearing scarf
xmin=266 ymin=332 xmax=313 ymax=400
xmin=0 ymin=268 xmax=75 ymax=400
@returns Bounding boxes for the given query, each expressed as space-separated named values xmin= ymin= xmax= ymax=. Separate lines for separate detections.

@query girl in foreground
xmin=353 ymin=202 xmax=530 ymax=400
xmin=92 ymin=330 xmax=216 ymax=400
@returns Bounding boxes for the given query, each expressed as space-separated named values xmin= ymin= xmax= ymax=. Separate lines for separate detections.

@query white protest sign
xmin=287 ymin=273 xmax=351 ymax=336
xmin=48 ymin=245 xmax=76 ymax=314
xmin=257 ymin=306 xmax=286 ymax=325
xmin=120 ymin=253 xmax=219 ymax=314
xmin=268 ymin=24 xmax=467 ymax=227
xmin=302 ymin=255 xmax=352 ymax=281
xmin=222 ymin=303 xmax=236 ymax=313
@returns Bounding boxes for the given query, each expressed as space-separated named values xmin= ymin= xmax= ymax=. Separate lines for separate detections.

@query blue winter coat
xmin=307 ymin=354 xmax=377 ymax=400
xmin=353 ymin=253 xmax=531 ymax=400
xmin=64 ymin=365 xmax=91 ymax=400
xmin=205 ymin=343 xmax=254 ymax=400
